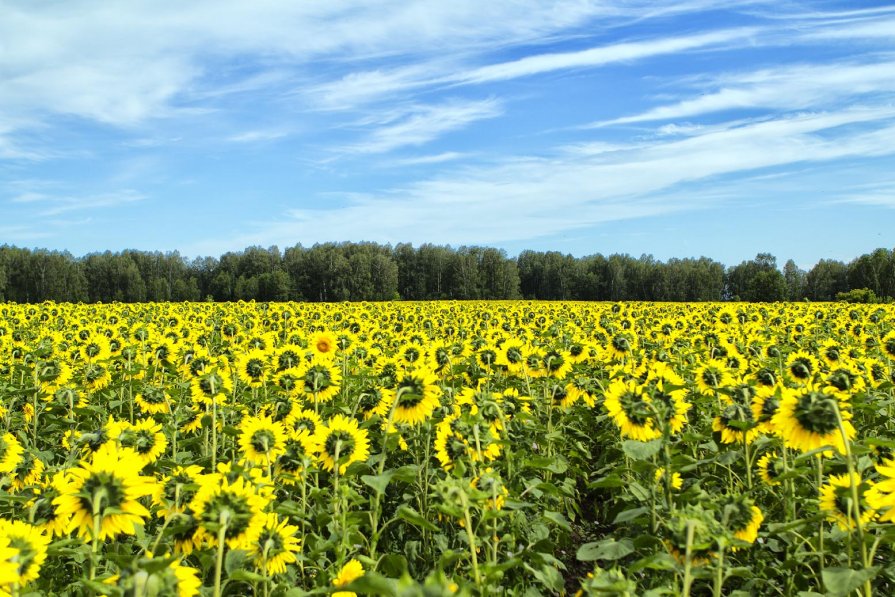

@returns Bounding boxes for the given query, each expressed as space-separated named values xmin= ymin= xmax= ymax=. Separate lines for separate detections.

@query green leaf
xmin=361 ymin=470 xmax=396 ymax=495
xmin=576 ymin=538 xmax=635 ymax=561
xmin=822 ymin=566 xmax=879 ymax=597
xmin=622 ymin=439 xmax=662 ymax=461
xmin=542 ymin=511 xmax=571 ymax=532
xmin=588 ymin=474 xmax=625 ymax=489
xmin=613 ymin=507 xmax=649 ymax=524
xmin=395 ymin=505 xmax=438 ymax=531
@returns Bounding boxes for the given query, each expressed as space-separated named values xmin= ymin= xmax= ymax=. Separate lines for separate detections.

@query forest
xmin=0 ymin=243 xmax=892 ymax=304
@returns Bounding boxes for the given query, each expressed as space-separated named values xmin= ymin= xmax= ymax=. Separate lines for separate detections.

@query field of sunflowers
xmin=1 ymin=300 xmax=894 ymax=596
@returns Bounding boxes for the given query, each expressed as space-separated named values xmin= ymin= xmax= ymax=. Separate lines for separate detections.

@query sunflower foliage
xmin=0 ymin=301 xmax=893 ymax=595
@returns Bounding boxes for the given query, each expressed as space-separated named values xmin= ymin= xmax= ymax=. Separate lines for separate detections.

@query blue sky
xmin=1 ymin=1 xmax=894 ymax=269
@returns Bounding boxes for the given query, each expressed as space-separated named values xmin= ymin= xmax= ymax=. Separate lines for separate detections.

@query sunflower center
xmin=80 ymin=471 xmax=126 ymax=514
xmin=396 ymin=378 xmax=426 ymax=409
xmin=793 ymin=392 xmax=839 ymax=435
xmin=303 ymin=366 xmax=333 ymax=391
xmin=789 ymin=358 xmax=813 ymax=380
xmin=324 ymin=431 xmax=356 ymax=462
xmin=205 ymin=492 xmax=254 ymax=540
xmin=245 ymin=359 xmax=265 ymax=380
xmin=8 ymin=536 xmax=37 ymax=576
xmin=250 ymin=430 xmax=276 ymax=454
xmin=619 ymin=390 xmax=652 ymax=426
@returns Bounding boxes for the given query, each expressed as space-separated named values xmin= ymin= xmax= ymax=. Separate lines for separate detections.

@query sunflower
xmin=750 ymin=387 xmax=780 ymax=434
xmin=108 ymin=552 xmax=201 ymax=597
xmin=772 ymin=388 xmax=854 ymax=454
xmin=603 ymin=379 xmax=660 ymax=441
xmin=135 ymin=385 xmax=171 ymax=415
xmin=784 ymin=351 xmax=820 ymax=385
xmin=117 ymin=418 xmax=168 ymax=467
xmin=28 ymin=473 xmax=69 ymax=538
xmin=310 ymin=331 xmax=339 ymax=360
xmin=694 ymin=360 xmax=733 ymax=396
xmin=756 ymin=452 xmax=784 ymax=487
xmin=79 ymin=336 xmax=111 ymax=362
xmin=819 ymin=472 xmax=876 ymax=531
xmin=383 ymin=368 xmax=441 ymax=425
xmin=273 ymin=345 xmax=304 ymax=373
xmin=655 ymin=467 xmax=683 ymax=490
xmin=53 ymin=444 xmax=155 ymax=540
xmin=719 ymin=495 xmax=763 ymax=546
xmin=866 ymin=458 xmax=895 ymax=522
xmin=665 ymin=507 xmax=719 ymax=567
xmin=435 ymin=417 xmax=471 ymax=472
xmin=499 ymin=387 xmax=532 ymax=418
xmin=0 ymin=433 xmax=24 ymax=476
xmin=312 ymin=414 xmax=370 ymax=475
xmin=713 ymin=399 xmax=759 ymax=445
xmin=238 ymin=416 xmax=287 ymax=466
xmin=235 ymin=349 xmax=270 ymax=388
xmin=644 ymin=374 xmax=691 ymax=435
xmin=152 ymin=465 xmax=204 ymax=519
xmin=333 ymin=558 xmax=364 ymax=597
xmin=8 ymin=449 xmax=43 ymax=493
xmin=190 ymin=370 xmax=232 ymax=406
xmin=290 ymin=408 xmax=323 ymax=436
xmin=247 ymin=513 xmax=301 ymax=576
xmin=35 ymin=359 xmax=72 ymax=393
xmin=0 ymin=519 xmax=50 ymax=585
xmin=272 ymin=367 xmax=302 ymax=397
xmin=82 ymin=362 xmax=112 ymax=392
xmin=190 ymin=474 xmax=267 ymax=550
xmin=0 ymin=535 xmax=20 ymax=589
xmin=275 ymin=430 xmax=315 ymax=484
xmin=297 ymin=360 xmax=342 ymax=403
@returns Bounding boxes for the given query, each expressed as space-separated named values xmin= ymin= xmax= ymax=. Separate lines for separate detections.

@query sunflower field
xmin=1 ymin=300 xmax=895 ymax=596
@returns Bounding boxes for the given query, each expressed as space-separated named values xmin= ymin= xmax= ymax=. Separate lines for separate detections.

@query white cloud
xmin=192 ymin=105 xmax=895 ymax=252
xmin=342 ymin=98 xmax=502 ymax=154
xmin=9 ymin=189 xmax=146 ymax=216
xmin=391 ymin=152 xmax=470 ymax=165
xmin=594 ymin=61 xmax=895 ymax=126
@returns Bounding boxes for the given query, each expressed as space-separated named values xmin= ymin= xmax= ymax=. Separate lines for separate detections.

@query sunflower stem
xmin=681 ymin=519 xmax=695 ymax=597
xmin=460 ymin=491 xmax=482 ymax=587
xmin=816 ymin=457 xmax=825 ymax=589
xmin=833 ymin=402 xmax=871 ymax=597
xmin=213 ymin=514 xmax=230 ymax=597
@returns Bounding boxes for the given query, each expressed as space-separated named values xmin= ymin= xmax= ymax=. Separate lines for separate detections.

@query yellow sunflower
xmin=383 ymin=368 xmax=441 ymax=425
xmin=332 ymin=558 xmax=364 ymax=597
xmin=312 ymin=414 xmax=370 ymax=475
xmin=247 ymin=512 xmax=301 ymax=576
xmin=296 ymin=360 xmax=342 ymax=403
xmin=0 ymin=519 xmax=50 ymax=585
xmin=603 ymin=379 xmax=660 ymax=441
xmin=772 ymin=388 xmax=854 ymax=454
xmin=819 ymin=472 xmax=876 ymax=531
xmin=866 ymin=458 xmax=895 ymax=522
xmin=53 ymin=444 xmax=155 ymax=540
xmin=238 ymin=416 xmax=287 ymax=466
xmin=190 ymin=474 xmax=267 ymax=550
xmin=117 ymin=418 xmax=168 ymax=467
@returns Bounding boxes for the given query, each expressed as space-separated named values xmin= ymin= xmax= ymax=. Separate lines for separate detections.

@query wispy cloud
xmin=193 ymin=105 xmax=895 ymax=253
xmin=391 ymin=152 xmax=471 ymax=166
xmin=594 ymin=61 xmax=895 ymax=126
xmin=10 ymin=190 xmax=146 ymax=216
xmin=341 ymin=98 xmax=502 ymax=154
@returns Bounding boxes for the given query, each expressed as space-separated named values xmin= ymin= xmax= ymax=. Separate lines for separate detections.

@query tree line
xmin=0 ymin=243 xmax=892 ymax=303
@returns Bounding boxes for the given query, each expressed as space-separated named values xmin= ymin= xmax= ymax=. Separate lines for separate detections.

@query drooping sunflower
xmin=296 ymin=360 xmax=342 ymax=403
xmin=713 ymin=397 xmax=760 ymax=445
xmin=238 ymin=416 xmax=287 ymax=466
xmin=135 ymin=385 xmax=171 ymax=415
xmin=603 ymin=379 xmax=660 ymax=441
xmin=247 ymin=512 xmax=301 ymax=576
xmin=718 ymin=495 xmax=763 ymax=546
xmin=772 ymin=388 xmax=854 ymax=454
xmin=784 ymin=350 xmax=820 ymax=385
xmin=655 ymin=467 xmax=683 ymax=491
xmin=819 ymin=472 xmax=876 ymax=531
xmin=694 ymin=360 xmax=733 ymax=396
xmin=332 ymin=558 xmax=364 ymax=597
xmin=383 ymin=368 xmax=441 ymax=425
xmin=152 ymin=465 xmax=204 ymax=519
xmin=866 ymin=458 xmax=895 ymax=522
xmin=189 ymin=474 xmax=267 ymax=550
xmin=275 ymin=430 xmax=315 ymax=484
xmin=312 ymin=414 xmax=370 ymax=475
xmin=53 ymin=443 xmax=155 ymax=540
xmin=235 ymin=349 xmax=270 ymax=389
xmin=0 ymin=519 xmax=50 ymax=585
xmin=117 ymin=418 xmax=168 ymax=467
xmin=0 ymin=433 xmax=25 ymax=476
xmin=756 ymin=452 xmax=784 ymax=487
